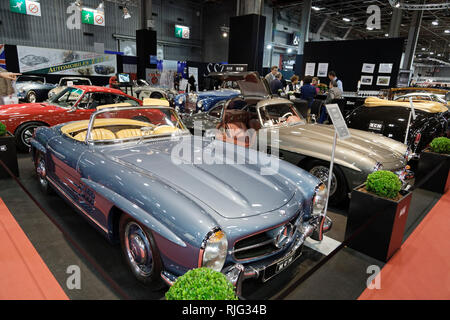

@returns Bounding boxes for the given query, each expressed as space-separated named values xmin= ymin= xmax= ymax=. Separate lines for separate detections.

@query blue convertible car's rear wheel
xmin=119 ymin=215 xmax=163 ymax=287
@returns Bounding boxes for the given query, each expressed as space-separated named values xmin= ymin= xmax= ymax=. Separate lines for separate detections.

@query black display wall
xmin=136 ymin=29 xmax=157 ymax=80
xmin=228 ymin=14 xmax=266 ymax=75
xmin=301 ymin=38 xmax=405 ymax=92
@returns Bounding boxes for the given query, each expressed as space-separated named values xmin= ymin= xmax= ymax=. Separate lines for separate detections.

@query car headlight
xmin=177 ymin=97 xmax=184 ymax=105
xmin=373 ymin=162 xmax=383 ymax=172
xmin=201 ymin=229 xmax=228 ymax=272
xmin=197 ymin=100 xmax=203 ymax=109
xmin=188 ymin=93 xmax=198 ymax=103
xmin=312 ymin=183 xmax=327 ymax=215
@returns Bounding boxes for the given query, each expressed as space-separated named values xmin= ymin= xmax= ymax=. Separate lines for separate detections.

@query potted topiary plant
xmin=345 ymin=170 xmax=412 ymax=262
xmin=415 ymin=137 xmax=450 ymax=194
xmin=0 ymin=121 xmax=19 ymax=179
xmin=165 ymin=268 xmax=238 ymax=300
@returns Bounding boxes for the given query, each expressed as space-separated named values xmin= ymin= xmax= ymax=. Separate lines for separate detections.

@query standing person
xmin=187 ymin=75 xmax=196 ymax=92
xmin=174 ymin=72 xmax=181 ymax=91
xmin=265 ymin=66 xmax=278 ymax=86
xmin=0 ymin=68 xmax=18 ymax=105
xmin=300 ymin=75 xmax=317 ymax=111
xmin=328 ymin=71 xmax=343 ymax=91
xmin=270 ymin=72 xmax=283 ymax=95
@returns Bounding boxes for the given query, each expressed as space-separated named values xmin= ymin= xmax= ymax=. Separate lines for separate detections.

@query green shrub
xmin=366 ymin=170 xmax=402 ymax=199
xmin=429 ymin=137 xmax=450 ymax=154
xmin=165 ymin=268 xmax=238 ymax=300
xmin=0 ymin=122 xmax=6 ymax=136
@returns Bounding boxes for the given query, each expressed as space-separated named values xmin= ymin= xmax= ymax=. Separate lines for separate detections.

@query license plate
xmin=368 ymin=121 xmax=384 ymax=132
xmin=276 ymin=254 xmax=295 ymax=273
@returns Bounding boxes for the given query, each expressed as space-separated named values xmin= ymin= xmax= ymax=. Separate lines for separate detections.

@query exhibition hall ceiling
xmin=270 ymin=0 xmax=450 ymax=64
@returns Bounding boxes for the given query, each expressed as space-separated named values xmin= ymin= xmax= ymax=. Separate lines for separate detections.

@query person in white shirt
xmin=328 ymin=70 xmax=343 ymax=92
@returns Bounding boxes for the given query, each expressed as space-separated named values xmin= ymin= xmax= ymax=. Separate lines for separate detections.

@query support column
xmin=402 ymin=9 xmax=423 ymax=70
xmin=297 ymin=0 xmax=312 ymax=54
xmin=141 ymin=0 xmax=153 ymax=29
xmin=237 ymin=0 xmax=263 ymax=16
xmin=388 ymin=8 xmax=402 ymax=37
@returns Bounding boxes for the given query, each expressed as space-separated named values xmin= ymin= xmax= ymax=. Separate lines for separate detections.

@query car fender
xmin=81 ymin=178 xmax=188 ymax=248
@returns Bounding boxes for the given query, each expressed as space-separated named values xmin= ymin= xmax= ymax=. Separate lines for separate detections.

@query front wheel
xmin=150 ymin=92 xmax=164 ymax=99
xmin=27 ymin=91 xmax=37 ymax=103
xmin=119 ymin=215 xmax=163 ymax=287
xmin=305 ymin=160 xmax=348 ymax=205
xmin=34 ymin=152 xmax=53 ymax=194
xmin=15 ymin=122 xmax=44 ymax=152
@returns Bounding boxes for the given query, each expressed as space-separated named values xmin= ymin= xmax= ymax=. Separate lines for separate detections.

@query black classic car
xmin=346 ymin=97 xmax=449 ymax=155
xmin=15 ymin=75 xmax=57 ymax=103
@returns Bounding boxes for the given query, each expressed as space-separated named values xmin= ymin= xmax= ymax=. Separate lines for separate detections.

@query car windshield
xmin=72 ymin=106 xmax=189 ymax=144
xmin=61 ymin=79 xmax=91 ymax=86
xmin=258 ymin=103 xmax=304 ymax=127
xmin=48 ymin=87 xmax=84 ymax=108
xmin=17 ymin=76 xmax=45 ymax=83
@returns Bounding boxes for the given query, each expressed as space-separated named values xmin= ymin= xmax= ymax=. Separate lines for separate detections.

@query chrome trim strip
xmin=47 ymin=177 xmax=108 ymax=233
xmin=233 ymin=239 xmax=274 ymax=254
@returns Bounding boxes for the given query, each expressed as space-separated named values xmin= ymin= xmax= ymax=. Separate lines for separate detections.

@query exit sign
xmin=175 ymin=25 xmax=190 ymax=39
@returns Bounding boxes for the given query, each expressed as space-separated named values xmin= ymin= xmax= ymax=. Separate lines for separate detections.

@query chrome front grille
xmin=232 ymin=215 xmax=299 ymax=261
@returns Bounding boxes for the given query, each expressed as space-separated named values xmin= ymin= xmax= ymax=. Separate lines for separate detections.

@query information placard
xmin=325 ymin=104 xmax=351 ymax=140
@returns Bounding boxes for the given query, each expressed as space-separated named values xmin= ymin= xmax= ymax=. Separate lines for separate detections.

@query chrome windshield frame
xmin=85 ymin=105 xmax=188 ymax=145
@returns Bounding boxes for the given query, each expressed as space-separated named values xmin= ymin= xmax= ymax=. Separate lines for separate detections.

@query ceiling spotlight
xmin=430 ymin=52 xmax=434 ymax=55
xmin=432 ymin=20 xmax=439 ymax=26
xmin=390 ymin=0 xmax=401 ymax=8
xmin=123 ymin=6 xmax=131 ymax=19
xmin=422 ymin=47 xmax=426 ymax=50
xmin=312 ymin=6 xmax=321 ymax=11
xmin=287 ymin=48 xmax=293 ymax=53
xmin=367 ymin=26 xmax=374 ymax=30
xmin=266 ymin=44 xmax=272 ymax=50
xmin=437 ymin=53 xmax=442 ymax=57
xmin=342 ymin=17 xmax=351 ymax=22
xmin=385 ymin=33 xmax=389 ymax=37
xmin=222 ymin=32 xmax=228 ymax=38
xmin=73 ymin=0 xmax=82 ymax=10
xmin=445 ymin=30 xmax=450 ymax=34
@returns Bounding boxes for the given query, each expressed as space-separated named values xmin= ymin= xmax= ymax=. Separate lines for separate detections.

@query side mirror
xmin=67 ymin=106 xmax=77 ymax=113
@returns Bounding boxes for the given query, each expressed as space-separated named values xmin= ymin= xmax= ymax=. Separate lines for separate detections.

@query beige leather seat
xmin=74 ymin=128 xmax=116 ymax=142
xmin=116 ymin=129 xmax=143 ymax=139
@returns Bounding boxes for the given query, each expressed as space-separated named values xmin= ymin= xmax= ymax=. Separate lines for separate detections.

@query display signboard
xmin=10 ymin=0 xmax=41 ymax=17
xmin=175 ymin=25 xmax=190 ymax=39
xmin=17 ymin=46 xmax=117 ymax=77
xmin=325 ymin=104 xmax=351 ymax=140
xmin=82 ymin=8 xmax=105 ymax=27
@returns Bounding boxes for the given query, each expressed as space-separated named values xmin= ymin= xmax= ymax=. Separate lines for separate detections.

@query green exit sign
xmin=175 ymin=25 xmax=190 ymax=39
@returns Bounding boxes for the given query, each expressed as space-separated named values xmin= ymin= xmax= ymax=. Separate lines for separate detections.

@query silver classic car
xmin=184 ymin=72 xmax=411 ymax=204
xmin=30 ymin=102 xmax=331 ymax=294
xmin=131 ymin=79 xmax=178 ymax=101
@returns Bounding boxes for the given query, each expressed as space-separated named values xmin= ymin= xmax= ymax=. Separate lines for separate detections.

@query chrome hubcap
xmin=29 ymin=94 xmax=36 ymax=103
xmin=125 ymin=222 xmax=153 ymax=277
xmin=310 ymin=166 xmax=337 ymax=196
xmin=22 ymin=126 xmax=37 ymax=147
xmin=36 ymin=158 xmax=48 ymax=188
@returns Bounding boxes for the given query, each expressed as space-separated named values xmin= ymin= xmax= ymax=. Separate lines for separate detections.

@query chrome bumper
xmin=160 ymin=217 xmax=331 ymax=296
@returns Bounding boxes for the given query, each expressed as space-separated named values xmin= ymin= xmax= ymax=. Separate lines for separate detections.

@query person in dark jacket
xmin=300 ymin=76 xmax=317 ymax=108
xmin=270 ymin=73 xmax=283 ymax=95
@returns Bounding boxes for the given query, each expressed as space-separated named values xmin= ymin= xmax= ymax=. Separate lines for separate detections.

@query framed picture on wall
xmin=317 ymin=63 xmax=328 ymax=77
xmin=378 ymin=63 xmax=393 ymax=74
xmin=360 ymin=75 xmax=373 ymax=85
xmin=362 ymin=63 xmax=375 ymax=74
xmin=305 ymin=63 xmax=316 ymax=76
xmin=377 ymin=76 xmax=391 ymax=86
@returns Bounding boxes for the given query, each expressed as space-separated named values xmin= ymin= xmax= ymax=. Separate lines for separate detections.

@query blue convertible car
xmin=30 ymin=101 xmax=331 ymax=293
xmin=174 ymin=88 xmax=240 ymax=114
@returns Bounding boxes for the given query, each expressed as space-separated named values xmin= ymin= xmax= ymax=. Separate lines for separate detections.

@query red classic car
xmin=0 ymin=85 xmax=142 ymax=151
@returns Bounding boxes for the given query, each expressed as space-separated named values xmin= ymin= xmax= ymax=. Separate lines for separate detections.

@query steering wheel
xmin=281 ymin=112 xmax=293 ymax=120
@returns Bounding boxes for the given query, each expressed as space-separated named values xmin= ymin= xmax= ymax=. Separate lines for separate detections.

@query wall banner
xmin=17 ymin=46 xmax=117 ymax=77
